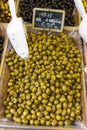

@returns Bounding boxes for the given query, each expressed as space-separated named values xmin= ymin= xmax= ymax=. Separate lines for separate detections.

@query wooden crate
xmin=0 ymin=26 xmax=86 ymax=130
xmin=16 ymin=0 xmax=81 ymax=30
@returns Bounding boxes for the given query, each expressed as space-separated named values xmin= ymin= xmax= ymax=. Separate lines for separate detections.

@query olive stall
xmin=0 ymin=0 xmax=87 ymax=130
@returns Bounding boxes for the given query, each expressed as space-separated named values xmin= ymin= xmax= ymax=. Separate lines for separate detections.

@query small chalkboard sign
xmin=32 ymin=8 xmax=65 ymax=32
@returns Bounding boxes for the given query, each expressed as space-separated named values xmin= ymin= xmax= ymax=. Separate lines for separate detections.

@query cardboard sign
xmin=32 ymin=8 xmax=65 ymax=32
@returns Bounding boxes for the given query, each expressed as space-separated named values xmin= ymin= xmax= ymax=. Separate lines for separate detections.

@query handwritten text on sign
xmin=33 ymin=8 xmax=65 ymax=32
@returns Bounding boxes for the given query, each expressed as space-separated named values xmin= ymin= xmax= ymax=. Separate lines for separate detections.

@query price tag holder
xmin=32 ymin=8 xmax=65 ymax=32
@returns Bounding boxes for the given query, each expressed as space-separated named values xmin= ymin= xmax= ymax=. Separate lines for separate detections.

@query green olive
xmin=70 ymin=111 xmax=75 ymax=117
xmin=10 ymin=108 xmax=16 ymax=114
xmin=40 ymin=118 xmax=46 ymax=125
xmin=37 ymin=112 xmax=43 ymax=118
xmin=13 ymin=117 xmax=22 ymax=123
xmin=56 ymin=109 xmax=62 ymax=114
xmin=62 ymin=109 xmax=67 ymax=116
xmin=23 ymin=109 xmax=29 ymax=117
xmin=32 ymin=114 xmax=37 ymax=119
xmin=52 ymin=119 xmax=57 ymax=126
xmin=46 ymin=121 xmax=51 ymax=126
xmin=64 ymin=120 xmax=71 ymax=126
xmin=6 ymin=113 xmax=12 ymax=119
xmin=58 ymin=121 xmax=63 ymax=126
xmin=56 ymin=115 xmax=62 ymax=121
xmin=22 ymin=119 xmax=28 ymax=124
xmin=34 ymin=120 xmax=40 ymax=125
xmin=26 ymin=114 xmax=31 ymax=121
xmin=46 ymin=115 xmax=50 ymax=120
xmin=30 ymin=119 xmax=34 ymax=125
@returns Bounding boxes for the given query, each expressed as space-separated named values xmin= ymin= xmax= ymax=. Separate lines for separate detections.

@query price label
xmin=32 ymin=8 xmax=65 ymax=32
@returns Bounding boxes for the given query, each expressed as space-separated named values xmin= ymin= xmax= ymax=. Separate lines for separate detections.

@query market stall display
xmin=0 ymin=0 xmax=87 ymax=129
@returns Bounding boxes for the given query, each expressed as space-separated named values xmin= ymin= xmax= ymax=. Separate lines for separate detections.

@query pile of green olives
xmin=0 ymin=0 xmax=11 ymax=23
xmin=4 ymin=31 xmax=82 ymax=126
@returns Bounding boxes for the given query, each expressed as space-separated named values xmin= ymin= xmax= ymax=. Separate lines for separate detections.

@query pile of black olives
xmin=19 ymin=0 xmax=75 ymax=26
xmin=0 ymin=35 xmax=4 ymax=62
xmin=4 ymin=31 xmax=82 ymax=126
